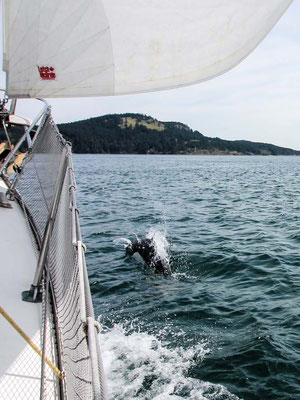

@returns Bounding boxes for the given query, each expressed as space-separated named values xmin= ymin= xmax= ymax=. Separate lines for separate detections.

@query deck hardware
xmin=21 ymin=284 xmax=42 ymax=303
xmin=0 ymin=192 xmax=12 ymax=208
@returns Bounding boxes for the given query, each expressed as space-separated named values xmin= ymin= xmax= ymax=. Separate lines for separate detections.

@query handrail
xmin=0 ymin=99 xmax=49 ymax=176
xmin=87 ymin=317 xmax=102 ymax=400
xmin=77 ymin=241 xmax=88 ymax=323
xmin=22 ymin=146 xmax=68 ymax=302
xmin=83 ymin=253 xmax=108 ymax=399
xmin=33 ymin=145 xmax=68 ymax=288
xmin=67 ymin=147 xmax=107 ymax=399
xmin=14 ymin=108 xmax=107 ymax=398
xmin=67 ymin=149 xmax=81 ymax=245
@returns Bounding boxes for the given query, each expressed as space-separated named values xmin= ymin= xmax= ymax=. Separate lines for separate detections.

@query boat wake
xmin=99 ymin=321 xmax=241 ymax=400
xmin=109 ymin=229 xmax=242 ymax=398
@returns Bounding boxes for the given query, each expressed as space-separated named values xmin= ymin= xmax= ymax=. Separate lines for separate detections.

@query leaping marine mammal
xmin=125 ymin=238 xmax=170 ymax=277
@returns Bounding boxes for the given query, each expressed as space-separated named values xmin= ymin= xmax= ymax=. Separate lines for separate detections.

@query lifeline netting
xmin=16 ymin=112 xmax=104 ymax=399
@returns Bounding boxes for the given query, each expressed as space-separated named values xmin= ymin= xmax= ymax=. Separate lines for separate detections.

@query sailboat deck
xmin=0 ymin=179 xmax=59 ymax=399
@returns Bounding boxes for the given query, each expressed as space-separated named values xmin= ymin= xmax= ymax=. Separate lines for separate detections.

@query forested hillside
xmin=57 ymin=113 xmax=300 ymax=155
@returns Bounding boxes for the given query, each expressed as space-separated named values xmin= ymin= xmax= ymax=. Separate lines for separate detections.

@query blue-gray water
xmin=74 ymin=154 xmax=300 ymax=400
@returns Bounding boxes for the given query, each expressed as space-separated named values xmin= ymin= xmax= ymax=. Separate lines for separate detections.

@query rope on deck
xmin=0 ymin=305 xmax=62 ymax=380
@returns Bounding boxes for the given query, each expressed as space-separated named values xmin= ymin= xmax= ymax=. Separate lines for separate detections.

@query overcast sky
xmin=2 ymin=1 xmax=300 ymax=150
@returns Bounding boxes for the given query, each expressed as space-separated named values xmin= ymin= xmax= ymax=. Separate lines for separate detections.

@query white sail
xmin=3 ymin=0 xmax=293 ymax=98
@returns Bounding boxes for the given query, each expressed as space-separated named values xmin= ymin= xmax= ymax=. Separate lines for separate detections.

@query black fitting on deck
xmin=22 ymin=285 xmax=42 ymax=303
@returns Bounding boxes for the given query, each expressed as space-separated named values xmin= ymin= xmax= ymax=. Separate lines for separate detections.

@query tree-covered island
xmin=58 ymin=113 xmax=300 ymax=155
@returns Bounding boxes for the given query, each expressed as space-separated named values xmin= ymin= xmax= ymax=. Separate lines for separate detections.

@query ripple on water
xmin=74 ymin=155 xmax=300 ymax=400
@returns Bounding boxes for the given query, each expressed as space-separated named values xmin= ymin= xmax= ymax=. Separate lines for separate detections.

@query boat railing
xmin=0 ymin=99 xmax=49 ymax=177
xmin=0 ymin=102 xmax=107 ymax=399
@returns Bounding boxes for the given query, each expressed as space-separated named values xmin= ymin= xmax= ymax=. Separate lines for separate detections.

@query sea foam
xmin=99 ymin=321 xmax=240 ymax=400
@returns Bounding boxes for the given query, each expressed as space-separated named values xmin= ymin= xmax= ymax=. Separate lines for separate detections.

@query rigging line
xmin=0 ymin=305 xmax=62 ymax=380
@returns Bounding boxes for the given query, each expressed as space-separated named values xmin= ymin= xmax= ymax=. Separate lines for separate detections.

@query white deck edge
xmin=0 ymin=179 xmax=59 ymax=399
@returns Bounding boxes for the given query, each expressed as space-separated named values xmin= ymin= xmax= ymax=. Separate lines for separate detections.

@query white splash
xmin=113 ymin=237 xmax=132 ymax=248
xmin=146 ymin=227 xmax=170 ymax=268
xmin=99 ymin=322 xmax=241 ymax=400
xmin=114 ymin=227 xmax=171 ymax=272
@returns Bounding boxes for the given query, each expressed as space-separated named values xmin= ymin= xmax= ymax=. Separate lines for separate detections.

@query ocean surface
xmin=74 ymin=154 xmax=300 ymax=400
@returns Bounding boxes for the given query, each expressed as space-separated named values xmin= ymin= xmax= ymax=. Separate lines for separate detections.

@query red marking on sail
xmin=37 ymin=66 xmax=56 ymax=80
